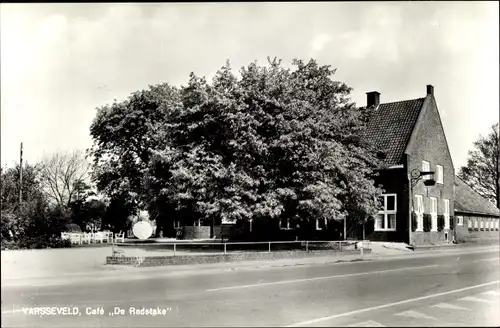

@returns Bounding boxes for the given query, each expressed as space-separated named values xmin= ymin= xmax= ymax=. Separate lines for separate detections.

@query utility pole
xmin=19 ymin=142 xmax=23 ymax=205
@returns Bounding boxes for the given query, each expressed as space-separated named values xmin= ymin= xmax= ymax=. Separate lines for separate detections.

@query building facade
xmin=360 ymin=85 xmax=456 ymax=245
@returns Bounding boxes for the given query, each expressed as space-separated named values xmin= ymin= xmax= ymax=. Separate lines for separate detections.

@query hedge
xmin=1 ymin=236 xmax=72 ymax=250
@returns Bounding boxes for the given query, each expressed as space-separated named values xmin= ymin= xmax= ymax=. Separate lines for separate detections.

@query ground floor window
xmin=279 ymin=218 xmax=291 ymax=230
xmin=375 ymin=194 xmax=397 ymax=231
xmin=315 ymin=218 xmax=327 ymax=230
xmin=443 ymin=199 xmax=450 ymax=229
xmin=456 ymin=216 xmax=463 ymax=226
xmin=430 ymin=197 xmax=437 ymax=231
xmin=415 ymin=195 xmax=424 ymax=231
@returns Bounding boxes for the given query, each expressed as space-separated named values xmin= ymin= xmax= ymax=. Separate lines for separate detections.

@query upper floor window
xmin=422 ymin=161 xmax=430 ymax=180
xmin=436 ymin=165 xmax=443 ymax=184
xmin=376 ymin=194 xmax=397 ymax=231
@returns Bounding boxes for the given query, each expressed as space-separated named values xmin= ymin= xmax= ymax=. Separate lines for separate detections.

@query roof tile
xmin=363 ymin=98 xmax=425 ymax=166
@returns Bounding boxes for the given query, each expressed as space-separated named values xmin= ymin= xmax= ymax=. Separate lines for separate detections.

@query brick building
xmin=353 ymin=84 xmax=498 ymax=246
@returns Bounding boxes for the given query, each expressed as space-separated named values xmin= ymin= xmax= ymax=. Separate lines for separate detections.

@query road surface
xmin=2 ymin=248 xmax=499 ymax=327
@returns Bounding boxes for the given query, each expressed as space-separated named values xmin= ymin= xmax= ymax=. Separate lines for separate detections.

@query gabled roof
xmin=363 ymin=98 xmax=425 ymax=166
xmin=454 ymin=176 xmax=500 ymax=217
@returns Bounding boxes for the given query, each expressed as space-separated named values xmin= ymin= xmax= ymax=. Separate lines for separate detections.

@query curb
xmin=412 ymin=242 xmax=500 ymax=251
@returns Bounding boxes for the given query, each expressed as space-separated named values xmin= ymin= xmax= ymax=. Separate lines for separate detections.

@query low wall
xmin=183 ymin=226 xmax=211 ymax=239
xmin=213 ymin=225 xmax=237 ymax=240
xmin=106 ymin=249 xmax=369 ymax=267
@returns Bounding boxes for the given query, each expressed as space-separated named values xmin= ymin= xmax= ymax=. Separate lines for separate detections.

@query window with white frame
xmin=280 ymin=218 xmax=291 ymax=230
xmin=436 ymin=165 xmax=443 ymax=184
xmin=486 ymin=220 xmax=491 ymax=230
xmin=443 ymin=199 xmax=450 ymax=229
xmin=376 ymin=194 xmax=397 ymax=231
xmin=456 ymin=216 xmax=463 ymax=226
xmin=174 ymin=220 xmax=181 ymax=228
xmin=313 ymin=218 xmax=328 ymax=230
xmin=468 ymin=217 xmax=473 ymax=228
xmin=422 ymin=161 xmax=431 ymax=180
xmin=430 ymin=197 xmax=437 ymax=231
xmin=480 ymin=219 xmax=484 ymax=230
xmin=496 ymin=221 xmax=499 ymax=230
xmin=474 ymin=218 xmax=478 ymax=229
xmin=415 ymin=195 xmax=424 ymax=231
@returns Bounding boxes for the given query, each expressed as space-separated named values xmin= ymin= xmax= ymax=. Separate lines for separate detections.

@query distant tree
xmin=40 ymin=150 xmax=91 ymax=214
xmin=0 ymin=163 xmax=61 ymax=243
xmin=458 ymin=123 xmax=500 ymax=208
xmin=67 ymin=180 xmax=107 ymax=232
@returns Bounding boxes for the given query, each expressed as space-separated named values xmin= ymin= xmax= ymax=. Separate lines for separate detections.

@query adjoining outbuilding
xmin=454 ymin=176 xmax=500 ymax=243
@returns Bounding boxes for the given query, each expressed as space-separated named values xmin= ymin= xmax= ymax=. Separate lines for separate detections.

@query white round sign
xmin=132 ymin=221 xmax=153 ymax=240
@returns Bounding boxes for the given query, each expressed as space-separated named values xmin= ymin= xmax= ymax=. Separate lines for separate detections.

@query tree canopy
xmin=89 ymin=58 xmax=383 ymax=234
xmin=458 ymin=123 xmax=500 ymax=208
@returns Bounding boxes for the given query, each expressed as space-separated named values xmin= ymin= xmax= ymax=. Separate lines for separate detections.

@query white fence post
xmin=173 ymin=243 xmax=176 ymax=256
xmin=268 ymin=242 xmax=271 ymax=253
xmin=306 ymin=241 xmax=309 ymax=253
xmin=224 ymin=243 xmax=227 ymax=254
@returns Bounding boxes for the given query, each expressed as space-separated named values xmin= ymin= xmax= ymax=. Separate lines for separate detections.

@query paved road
xmin=2 ymin=248 xmax=499 ymax=327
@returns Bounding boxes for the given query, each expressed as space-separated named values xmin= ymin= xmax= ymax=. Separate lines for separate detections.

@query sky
xmin=1 ymin=2 xmax=499 ymax=172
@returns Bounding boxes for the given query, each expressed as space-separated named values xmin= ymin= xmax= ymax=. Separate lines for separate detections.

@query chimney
xmin=366 ymin=91 xmax=380 ymax=108
xmin=426 ymin=85 xmax=434 ymax=96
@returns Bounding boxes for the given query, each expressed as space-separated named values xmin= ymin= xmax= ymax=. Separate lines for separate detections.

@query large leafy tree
xmin=458 ymin=123 xmax=500 ymax=208
xmin=89 ymin=84 xmax=183 ymax=232
xmin=89 ymin=58 xmax=383 ymax=236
